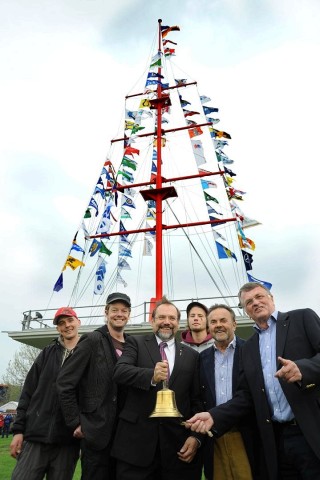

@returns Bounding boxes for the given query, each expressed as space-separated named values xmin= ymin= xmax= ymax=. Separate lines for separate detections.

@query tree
xmin=3 ymin=344 xmax=40 ymax=387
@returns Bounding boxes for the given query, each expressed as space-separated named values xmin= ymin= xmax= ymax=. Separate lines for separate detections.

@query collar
xmin=213 ymin=335 xmax=236 ymax=350
xmin=155 ymin=335 xmax=175 ymax=348
xmin=253 ymin=310 xmax=278 ymax=333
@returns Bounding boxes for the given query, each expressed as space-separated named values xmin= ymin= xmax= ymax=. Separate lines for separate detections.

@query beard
xmin=156 ymin=329 xmax=174 ymax=341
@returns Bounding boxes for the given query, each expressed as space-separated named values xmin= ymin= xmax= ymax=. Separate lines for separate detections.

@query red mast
xmin=94 ymin=20 xmax=236 ymax=307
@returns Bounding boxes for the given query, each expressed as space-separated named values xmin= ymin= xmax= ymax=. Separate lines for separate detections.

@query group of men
xmin=9 ymin=282 xmax=320 ymax=480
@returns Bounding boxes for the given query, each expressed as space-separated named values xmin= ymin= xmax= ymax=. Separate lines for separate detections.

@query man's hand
xmin=185 ymin=412 xmax=214 ymax=434
xmin=275 ymin=356 xmax=302 ymax=383
xmin=10 ymin=433 xmax=24 ymax=458
xmin=152 ymin=360 xmax=169 ymax=384
xmin=177 ymin=436 xmax=199 ymax=463
xmin=73 ymin=425 xmax=84 ymax=439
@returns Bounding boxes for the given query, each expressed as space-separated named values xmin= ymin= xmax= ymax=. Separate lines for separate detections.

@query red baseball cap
xmin=53 ymin=307 xmax=78 ymax=325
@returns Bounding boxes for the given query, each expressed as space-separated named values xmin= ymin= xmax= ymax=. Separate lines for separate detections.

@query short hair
xmin=238 ymin=282 xmax=271 ymax=307
xmin=151 ymin=296 xmax=181 ymax=321
xmin=105 ymin=303 xmax=131 ymax=314
xmin=207 ymin=304 xmax=236 ymax=322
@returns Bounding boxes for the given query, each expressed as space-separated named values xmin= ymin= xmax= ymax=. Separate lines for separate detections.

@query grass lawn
xmin=0 ymin=436 xmax=81 ymax=480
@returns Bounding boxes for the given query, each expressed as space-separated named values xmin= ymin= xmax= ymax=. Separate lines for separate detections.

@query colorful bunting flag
xmin=53 ymin=273 xmax=63 ymax=292
xmin=63 ymin=256 xmax=85 ymax=271
xmin=94 ymin=256 xmax=106 ymax=295
xmin=215 ymin=241 xmax=237 ymax=261
xmin=143 ymin=237 xmax=153 ymax=256
xmin=247 ymin=273 xmax=272 ymax=290
xmin=161 ymin=25 xmax=180 ymax=38
xmin=242 ymin=250 xmax=253 ymax=271
xmin=99 ymin=242 xmax=112 ymax=256
xmin=118 ymin=258 xmax=131 ymax=270
xmin=116 ymin=271 xmax=128 ymax=288
xmin=89 ymin=239 xmax=101 ymax=257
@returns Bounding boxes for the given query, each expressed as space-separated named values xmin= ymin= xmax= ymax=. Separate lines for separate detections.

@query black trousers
xmin=272 ymin=422 xmax=320 ymax=480
xmin=80 ymin=440 xmax=116 ymax=480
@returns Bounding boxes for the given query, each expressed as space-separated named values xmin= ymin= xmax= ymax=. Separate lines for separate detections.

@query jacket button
xmin=112 ymin=396 xmax=117 ymax=402
xmin=266 ymin=419 xmax=271 ymax=423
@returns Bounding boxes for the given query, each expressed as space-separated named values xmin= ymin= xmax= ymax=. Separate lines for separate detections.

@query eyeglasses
xmin=155 ymin=315 xmax=178 ymax=321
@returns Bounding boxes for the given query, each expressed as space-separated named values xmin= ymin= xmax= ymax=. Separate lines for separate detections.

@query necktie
xmin=159 ymin=342 xmax=170 ymax=380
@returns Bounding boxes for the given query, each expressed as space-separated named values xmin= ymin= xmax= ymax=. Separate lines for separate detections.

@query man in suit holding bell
xmin=112 ymin=296 xmax=204 ymax=480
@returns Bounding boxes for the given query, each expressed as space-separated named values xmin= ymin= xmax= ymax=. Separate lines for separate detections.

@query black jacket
xmin=210 ymin=309 xmax=320 ymax=480
xmin=12 ymin=339 xmax=77 ymax=445
xmin=57 ymin=326 xmax=119 ymax=450
xmin=200 ymin=336 xmax=262 ymax=479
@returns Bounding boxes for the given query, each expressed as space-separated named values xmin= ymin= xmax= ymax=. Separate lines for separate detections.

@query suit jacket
xmin=57 ymin=326 xmax=118 ymax=450
xmin=209 ymin=308 xmax=320 ymax=480
xmin=200 ymin=336 xmax=261 ymax=479
xmin=112 ymin=334 xmax=204 ymax=472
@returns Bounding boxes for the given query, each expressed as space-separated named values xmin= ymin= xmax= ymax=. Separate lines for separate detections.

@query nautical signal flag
xmin=161 ymin=25 xmax=180 ymax=38
xmin=188 ymin=126 xmax=203 ymax=138
xmin=53 ymin=273 xmax=63 ymax=292
xmin=215 ymin=241 xmax=237 ymax=261
xmin=247 ymin=273 xmax=272 ymax=290
xmin=242 ymin=250 xmax=253 ymax=271
xmin=63 ymin=256 xmax=85 ymax=271
xmin=99 ymin=242 xmax=112 ymax=256
xmin=71 ymin=242 xmax=85 ymax=254
xmin=94 ymin=257 xmax=106 ymax=295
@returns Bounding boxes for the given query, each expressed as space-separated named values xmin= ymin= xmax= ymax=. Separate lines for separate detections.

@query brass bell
xmin=149 ymin=386 xmax=183 ymax=418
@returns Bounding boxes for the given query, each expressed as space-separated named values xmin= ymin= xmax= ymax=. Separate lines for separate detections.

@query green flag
xmin=99 ymin=242 xmax=112 ymax=256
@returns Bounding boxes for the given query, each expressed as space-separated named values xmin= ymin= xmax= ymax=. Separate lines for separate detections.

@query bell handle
xmin=162 ymin=379 xmax=169 ymax=389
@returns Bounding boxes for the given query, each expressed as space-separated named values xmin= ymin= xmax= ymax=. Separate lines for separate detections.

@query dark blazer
xmin=112 ymin=334 xmax=204 ymax=476
xmin=200 ymin=336 xmax=261 ymax=479
xmin=209 ymin=308 xmax=320 ymax=480
xmin=57 ymin=326 xmax=118 ymax=450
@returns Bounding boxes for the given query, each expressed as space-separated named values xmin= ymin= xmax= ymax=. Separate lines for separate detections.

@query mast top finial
xmin=158 ymin=19 xmax=162 ymax=24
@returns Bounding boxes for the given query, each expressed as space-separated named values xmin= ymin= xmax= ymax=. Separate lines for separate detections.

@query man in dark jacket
xmin=57 ymin=292 xmax=131 ymax=480
xmin=187 ymin=282 xmax=320 ymax=479
xmin=200 ymin=304 xmax=260 ymax=479
xmin=10 ymin=307 xmax=81 ymax=480
xmin=112 ymin=296 xmax=204 ymax=480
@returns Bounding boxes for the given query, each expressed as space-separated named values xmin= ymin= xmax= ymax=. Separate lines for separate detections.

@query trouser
xmin=80 ymin=440 xmax=116 ymax=480
xmin=2 ymin=424 xmax=10 ymax=437
xmin=213 ymin=429 xmax=253 ymax=480
xmin=273 ymin=421 xmax=320 ymax=480
xmin=11 ymin=441 xmax=79 ymax=480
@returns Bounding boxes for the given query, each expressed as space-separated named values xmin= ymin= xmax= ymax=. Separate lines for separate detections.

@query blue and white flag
xmin=94 ymin=256 xmax=107 ymax=295
xmin=247 ymin=273 xmax=272 ymax=290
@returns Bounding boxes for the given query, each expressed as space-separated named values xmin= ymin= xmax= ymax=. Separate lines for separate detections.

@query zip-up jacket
xmin=12 ymin=339 xmax=77 ymax=445
xmin=181 ymin=330 xmax=214 ymax=353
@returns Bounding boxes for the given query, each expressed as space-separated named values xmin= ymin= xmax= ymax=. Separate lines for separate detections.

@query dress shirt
xmin=214 ymin=337 xmax=236 ymax=406
xmin=254 ymin=311 xmax=294 ymax=422
xmin=155 ymin=336 xmax=175 ymax=375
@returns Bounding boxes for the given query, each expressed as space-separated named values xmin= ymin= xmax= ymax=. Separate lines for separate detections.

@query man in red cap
xmin=10 ymin=307 xmax=81 ymax=480
xmin=57 ymin=292 xmax=131 ymax=480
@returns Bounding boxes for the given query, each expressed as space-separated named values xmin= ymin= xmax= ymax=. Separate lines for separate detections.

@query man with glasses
xmin=112 ymin=296 xmax=204 ymax=480
xmin=186 ymin=282 xmax=320 ymax=479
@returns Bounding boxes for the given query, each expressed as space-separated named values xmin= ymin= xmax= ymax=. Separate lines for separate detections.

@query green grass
xmin=0 ymin=436 xmax=81 ymax=480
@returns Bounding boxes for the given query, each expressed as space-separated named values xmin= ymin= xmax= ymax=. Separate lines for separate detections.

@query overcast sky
xmin=1 ymin=0 xmax=320 ymax=380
